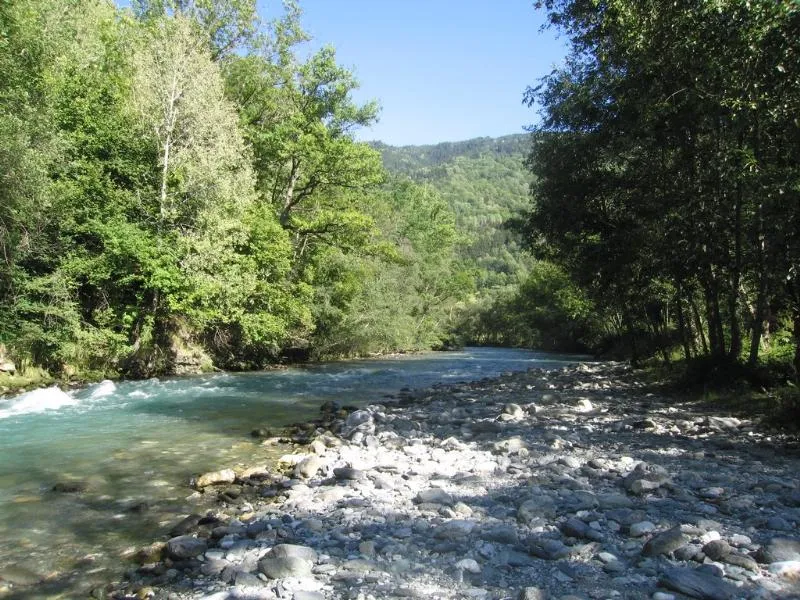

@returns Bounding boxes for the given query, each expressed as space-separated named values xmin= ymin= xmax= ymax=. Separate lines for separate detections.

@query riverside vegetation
xmin=2 ymin=0 xmax=800 ymax=400
xmin=1 ymin=2 xmax=800 ymax=599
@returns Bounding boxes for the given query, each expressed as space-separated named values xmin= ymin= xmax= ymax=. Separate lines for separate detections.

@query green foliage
xmin=524 ymin=0 xmax=800 ymax=379
xmin=0 ymin=0 xmax=474 ymax=379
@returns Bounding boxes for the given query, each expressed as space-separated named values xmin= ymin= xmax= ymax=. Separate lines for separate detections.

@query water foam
xmin=0 ymin=386 xmax=78 ymax=419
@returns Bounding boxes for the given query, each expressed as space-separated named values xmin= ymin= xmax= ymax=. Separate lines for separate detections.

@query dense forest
xmin=375 ymin=135 xmax=596 ymax=352
xmin=523 ymin=0 xmax=800 ymax=382
xmin=2 ymin=0 xmax=799 ymax=390
xmin=0 ymin=0 xmax=476 ymax=382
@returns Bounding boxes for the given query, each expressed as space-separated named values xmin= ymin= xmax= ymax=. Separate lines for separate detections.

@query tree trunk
xmin=676 ymin=288 xmax=692 ymax=360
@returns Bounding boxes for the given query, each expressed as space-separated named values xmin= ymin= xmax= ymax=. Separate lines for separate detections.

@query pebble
xmin=114 ymin=362 xmax=800 ymax=600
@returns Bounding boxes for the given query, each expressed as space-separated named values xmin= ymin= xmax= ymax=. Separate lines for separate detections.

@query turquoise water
xmin=0 ymin=347 xmax=585 ymax=596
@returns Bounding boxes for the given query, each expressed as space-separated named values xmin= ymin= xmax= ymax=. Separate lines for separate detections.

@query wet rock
xmin=195 ymin=468 xmax=236 ymax=488
xmin=135 ymin=542 xmax=166 ymax=564
xmin=169 ymin=514 xmax=202 ymax=536
xmin=642 ymin=526 xmax=689 ymax=557
xmin=165 ymin=535 xmax=207 ymax=560
xmin=658 ymin=567 xmax=738 ymax=600
xmin=52 ymin=480 xmax=89 ymax=493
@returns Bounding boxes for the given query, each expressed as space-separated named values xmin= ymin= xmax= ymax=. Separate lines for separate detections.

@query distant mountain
xmin=373 ymin=134 xmax=534 ymax=291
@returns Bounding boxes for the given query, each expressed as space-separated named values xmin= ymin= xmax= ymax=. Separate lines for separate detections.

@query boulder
xmin=642 ymin=526 xmax=689 ymax=557
xmin=166 ymin=535 xmax=207 ymax=560
xmin=295 ymin=456 xmax=324 ymax=479
xmin=258 ymin=556 xmax=313 ymax=579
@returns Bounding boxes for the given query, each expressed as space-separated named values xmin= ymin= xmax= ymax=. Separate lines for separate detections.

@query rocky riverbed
xmin=67 ymin=362 xmax=800 ymax=599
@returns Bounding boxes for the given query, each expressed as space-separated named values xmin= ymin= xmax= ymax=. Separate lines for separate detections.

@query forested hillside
xmin=374 ymin=135 xmax=597 ymax=352
xmin=375 ymin=135 xmax=532 ymax=289
xmin=0 ymin=0 xmax=470 ymax=384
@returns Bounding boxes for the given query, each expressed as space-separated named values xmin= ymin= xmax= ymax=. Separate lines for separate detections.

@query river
xmin=0 ymin=347 xmax=586 ymax=597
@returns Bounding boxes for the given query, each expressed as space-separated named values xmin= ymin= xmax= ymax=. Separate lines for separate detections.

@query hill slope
xmin=373 ymin=134 xmax=534 ymax=290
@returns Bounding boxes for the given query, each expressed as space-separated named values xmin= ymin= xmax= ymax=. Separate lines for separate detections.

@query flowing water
xmin=0 ymin=347 xmax=586 ymax=596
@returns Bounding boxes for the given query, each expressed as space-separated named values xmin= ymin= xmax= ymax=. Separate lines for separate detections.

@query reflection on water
xmin=0 ymin=347 xmax=586 ymax=594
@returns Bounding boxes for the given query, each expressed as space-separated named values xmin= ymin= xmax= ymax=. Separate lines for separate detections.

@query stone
xmin=560 ymin=518 xmax=602 ymax=541
xmin=342 ymin=410 xmax=375 ymax=439
xmin=519 ymin=587 xmax=547 ymax=600
xmin=135 ymin=542 xmax=166 ymax=563
xmin=622 ymin=462 xmax=670 ymax=495
xmin=195 ymin=468 xmax=236 ymax=489
xmin=455 ymin=558 xmax=481 ymax=573
xmin=414 ymin=488 xmax=454 ymax=506
xmin=294 ymin=456 xmax=324 ymax=479
xmin=169 ymin=514 xmax=202 ymax=536
xmin=258 ymin=556 xmax=313 ymax=579
xmin=480 ymin=525 xmax=519 ymax=545
xmin=701 ymin=540 xmax=730 ymax=561
xmin=658 ymin=567 xmax=738 ymax=600
xmin=293 ymin=592 xmax=325 ymax=600
xmin=333 ymin=467 xmax=365 ymax=481
xmin=166 ymin=535 xmax=207 ymax=560
xmin=629 ymin=521 xmax=656 ymax=538
xmin=642 ymin=527 xmax=689 ymax=557
xmin=435 ymin=519 xmax=475 ymax=540
xmin=52 ymin=480 xmax=89 ymax=493
xmin=518 ymin=495 xmax=557 ymax=523
xmin=527 ymin=537 xmax=571 ymax=561
xmin=268 ymin=544 xmax=318 ymax=563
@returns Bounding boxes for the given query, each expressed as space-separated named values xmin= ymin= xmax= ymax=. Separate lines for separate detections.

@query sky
xmin=257 ymin=1 xmax=568 ymax=146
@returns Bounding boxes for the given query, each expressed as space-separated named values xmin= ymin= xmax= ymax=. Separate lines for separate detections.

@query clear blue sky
xmin=258 ymin=1 xmax=567 ymax=146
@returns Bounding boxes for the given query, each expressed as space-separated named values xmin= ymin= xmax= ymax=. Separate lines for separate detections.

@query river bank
xmin=71 ymin=360 xmax=799 ymax=600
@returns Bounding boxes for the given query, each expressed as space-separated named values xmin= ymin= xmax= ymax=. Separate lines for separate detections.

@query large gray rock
xmin=560 ymin=517 xmax=602 ymax=542
xmin=414 ymin=488 xmax=454 ymax=506
xmin=258 ymin=556 xmax=313 ymax=579
xmin=623 ymin=462 xmax=671 ymax=494
xmin=268 ymin=543 xmax=318 ymax=563
xmin=342 ymin=410 xmax=375 ymax=439
xmin=658 ymin=567 xmax=738 ymax=600
xmin=294 ymin=456 xmax=324 ymax=479
xmin=642 ymin=526 xmax=689 ymax=557
xmin=526 ymin=537 xmax=571 ymax=561
xmin=166 ymin=535 xmax=207 ymax=560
